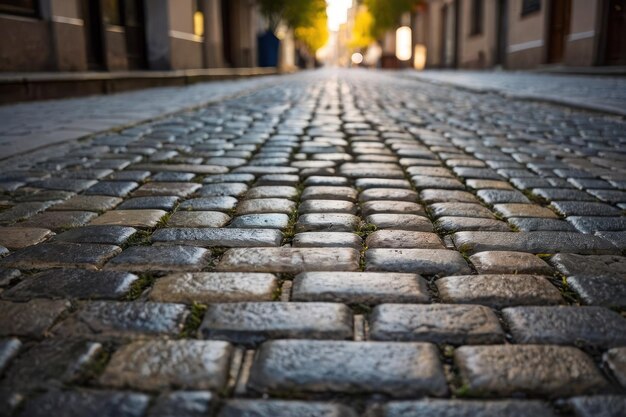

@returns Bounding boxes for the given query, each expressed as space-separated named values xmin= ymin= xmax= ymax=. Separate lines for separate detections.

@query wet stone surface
xmin=0 ymin=70 xmax=625 ymax=411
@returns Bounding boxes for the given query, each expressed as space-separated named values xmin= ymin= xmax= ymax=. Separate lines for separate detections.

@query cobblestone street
xmin=0 ymin=69 xmax=625 ymax=417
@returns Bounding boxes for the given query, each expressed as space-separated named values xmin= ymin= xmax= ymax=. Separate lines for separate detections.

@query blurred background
xmin=0 ymin=1 xmax=624 ymax=88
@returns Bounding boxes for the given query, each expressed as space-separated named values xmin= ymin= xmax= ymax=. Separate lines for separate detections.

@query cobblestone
xmin=370 ymin=304 xmax=504 ymax=344
xmin=1 ymin=69 xmax=625 ymax=410
xmin=248 ymin=340 xmax=447 ymax=397
xmin=100 ymin=340 xmax=232 ymax=391
xmin=455 ymin=345 xmax=609 ymax=397
xmin=199 ymin=302 xmax=352 ymax=344
xmin=437 ymin=274 xmax=563 ymax=308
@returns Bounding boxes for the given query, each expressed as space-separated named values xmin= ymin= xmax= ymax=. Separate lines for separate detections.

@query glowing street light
xmin=351 ymin=52 xmax=363 ymax=65
xmin=395 ymin=26 xmax=412 ymax=61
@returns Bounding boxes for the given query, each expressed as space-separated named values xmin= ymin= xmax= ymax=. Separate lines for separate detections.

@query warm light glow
xmin=413 ymin=44 xmax=427 ymax=70
xmin=193 ymin=11 xmax=204 ymax=37
xmin=351 ymin=52 xmax=363 ymax=65
xmin=326 ymin=0 xmax=352 ymax=31
xmin=396 ymin=26 xmax=412 ymax=61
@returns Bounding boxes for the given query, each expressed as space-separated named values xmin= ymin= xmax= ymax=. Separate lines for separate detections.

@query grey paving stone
xmin=217 ymin=247 xmax=360 ymax=273
xmin=508 ymin=217 xmax=577 ymax=231
xmin=494 ymin=203 xmax=558 ymax=219
xmin=428 ymin=203 xmax=495 ymax=219
xmin=596 ymin=231 xmax=626 ymax=249
xmin=0 ymin=268 xmax=20 ymax=287
xmin=292 ymin=232 xmax=362 ymax=249
xmin=203 ymin=173 xmax=255 ymax=184
xmin=52 ymin=225 xmax=137 ymax=245
xmin=84 ymin=181 xmax=138 ymax=197
xmin=19 ymin=390 xmax=150 ymax=417
xmin=29 ymin=178 xmax=97 ymax=192
xmin=0 ymin=201 xmax=59 ymax=225
xmin=149 ymin=391 xmax=214 ymax=417
xmin=16 ymin=211 xmax=97 ymax=232
xmin=0 ymin=338 xmax=21 ymax=373
xmin=466 ymin=179 xmax=515 ymax=190
xmin=406 ymin=167 xmax=454 ymax=177
xmin=248 ymin=340 xmax=448 ymax=397
xmin=179 ymin=197 xmax=238 ymax=211
xmin=365 ymin=249 xmax=470 ymax=276
xmin=100 ymin=340 xmax=232 ymax=391
xmin=365 ymin=230 xmax=444 ymax=249
xmin=454 ymin=345 xmax=609 ymax=397
xmin=361 ymin=201 xmax=426 ymax=217
xmin=198 ymin=183 xmax=248 ymax=197
xmin=411 ymin=176 xmax=465 ymax=190
xmin=304 ymin=177 xmax=349 ymax=187
xmin=531 ymin=188 xmax=596 ymax=202
xmin=218 ymin=400 xmax=358 ymax=417
xmin=53 ymin=301 xmax=187 ymax=339
xmin=295 ymin=213 xmax=360 ymax=232
xmin=133 ymin=163 xmax=229 ymax=174
xmin=105 ymin=245 xmax=210 ymax=272
xmin=381 ymin=399 xmax=556 ymax=417
xmin=52 ymin=195 xmax=122 ymax=212
xmin=257 ymin=174 xmax=300 ymax=186
xmin=117 ymin=196 xmax=179 ymax=210
xmin=503 ymin=306 xmax=626 ymax=348
xmin=292 ymin=271 xmax=429 ymax=304
xmin=370 ymin=304 xmax=504 ymax=344
xmin=421 ymin=189 xmax=479 ymax=204
xmin=360 ymin=188 xmax=418 ymax=203
xmin=0 ymin=227 xmax=54 ymax=250
xmin=437 ymin=275 xmax=563 ymax=308
xmin=167 ymin=211 xmax=230 ymax=228
xmin=477 ymin=189 xmax=530 ymax=204
xmin=453 ymin=231 xmax=618 ymax=255
xmin=149 ymin=272 xmax=278 ymax=303
xmin=2 ymin=339 xmax=103 ymax=392
xmin=604 ymin=348 xmax=626 ymax=389
xmin=356 ymin=178 xmax=411 ymax=189
xmin=567 ymin=395 xmax=626 ymax=417
xmin=436 ymin=217 xmax=510 ymax=233
xmin=236 ymin=198 xmax=296 ymax=215
xmin=0 ymin=242 xmax=121 ymax=270
xmin=230 ymin=213 xmax=289 ymax=229
xmin=199 ymin=302 xmax=352 ymax=344
xmin=106 ymin=170 xmax=151 ymax=181
xmin=301 ymin=186 xmax=357 ymax=202
xmin=551 ymin=201 xmax=621 ymax=217
xmin=366 ymin=214 xmax=433 ymax=232
xmin=3 ymin=269 xmax=138 ymax=301
xmin=90 ymin=209 xmax=167 ymax=228
xmin=246 ymin=186 xmax=298 ymax=200
xmin=152 ymin=228 xmax=283 ymax=247
xmin=469 ymin=251 xmax=553 ymax=274
xmin=567 ymin=216 xmax=626 ymax=233
xmin=298 ymin=200 xmax=357 ymax=214
xmin=152 ymin=172 xmax=196 ymax=181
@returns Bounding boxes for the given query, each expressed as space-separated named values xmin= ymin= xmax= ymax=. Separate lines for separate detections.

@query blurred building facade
xmin=411 ymin=0 xmax=625 ymax=69
xmin=0 ymin=0 xmax=265 ymax=72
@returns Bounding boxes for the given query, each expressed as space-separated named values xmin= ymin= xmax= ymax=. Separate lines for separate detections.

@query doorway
xmin=81 ymin=0 xmax=105 ymax=70
xmin=121 ymin=0 xmax=147 ymax=69
xmin=603 ymin=0 xmax=626 ymax=65
xmin=221 ymin=0 xmax=233 ymax=67
xmin=547 ymin=0 xmax=572 ymax=63
xmin=494 ymin=0 xmax=507 ymax=67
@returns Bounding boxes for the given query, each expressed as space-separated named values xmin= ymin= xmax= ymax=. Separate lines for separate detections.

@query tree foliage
xmin=349 ymin=7 xmax=375 ymax=50
xmin=257 ymin=0 xmax=327 ymax=33
xmin=363 ymin=0 xmax=421 ymax=37
xmin=294 ymin=5 xmax=329 ymax=53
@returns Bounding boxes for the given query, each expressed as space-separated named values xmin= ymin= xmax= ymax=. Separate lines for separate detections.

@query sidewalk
xmin=404 ymin=70 xmax=626 ymax=117
xmin=0 ymin=75 xmax=280 ymax=161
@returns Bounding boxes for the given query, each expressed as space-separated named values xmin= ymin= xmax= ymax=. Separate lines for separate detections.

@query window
xmin=193 ymin=0 xmax=204 ymax=37
xmin=102 ymin=0 xmax=122 ymax=26
xmin=521 ymin=0 xmax=541 ymax=16
xmin=470 ymin=0 xmax=483 ymax=35
xmin=0 ymin=0 xmax=38 ymax=17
